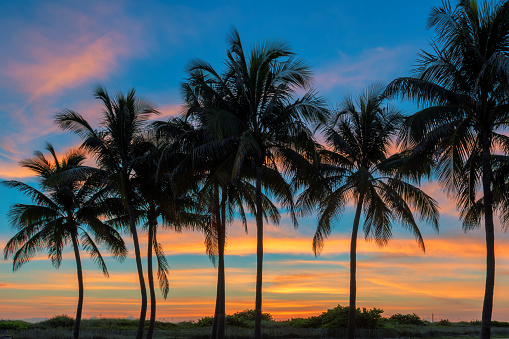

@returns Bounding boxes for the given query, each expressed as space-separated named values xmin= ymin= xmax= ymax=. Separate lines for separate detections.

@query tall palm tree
xmin=182 ymin=28 xmax=327 ymax=338
xmin=131 ymin=134 xmax=201 ymax=339
xmin=385 ymin=1 xmax=509 ymax=337
xmin=154 ymin=116 xmax=278 ymax=339
xmin=299 ymin=85 xmax=439 ymax=339
xmin=2 ymin=143 xmax=127 ymax=339
xmin=55 ymin=86 xmax=159 ymax=339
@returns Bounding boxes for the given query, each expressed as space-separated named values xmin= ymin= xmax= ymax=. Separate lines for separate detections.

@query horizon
xmin=1 ymin=0 xmax=509 ymax=324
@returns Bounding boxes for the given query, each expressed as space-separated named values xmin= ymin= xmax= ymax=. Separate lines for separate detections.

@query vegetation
xmin=2 ymin=1 xmax=509 ymax=339
xmin=385 ymin=1 xmax=509 ymax=338
xmin=1 ymin=310 xmax=509 ymax=339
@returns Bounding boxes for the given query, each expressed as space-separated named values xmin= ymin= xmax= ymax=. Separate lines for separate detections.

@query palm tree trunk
xmin=128 ymin=202 xmax=148 ymax=339
xmin=216 ymin=198 xmax=226 ymax=339
xmin=147 ymin=214 xmax=157 ymax=339
xmin=481 ymin=131 xmax=495 ymax=339
xmin=71 ymin=232 xmax=83 ymax=339
xmin=347 ymin=192 xmax=364 ymax=339
xmin=254 ymin=164 xmax=264 ymax=339
xmin=211 ymin=189 xmax=226 ymax=339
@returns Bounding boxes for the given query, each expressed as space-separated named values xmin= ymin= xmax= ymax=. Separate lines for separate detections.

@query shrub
xmin=231 ymin=309 xmax=273 ymax=322
xmin=37 ymin=315 xmax=75 ymax=329
xmin=388 ymin=313 xmax=425 ymax=325
xmin=435 ymin=319 xmax=452 ymax=326
xmin=196 ymin=317 xmax=213 ymax=327
xmin=0 ymin=320 xmax=30 ymax=330
xmin=491 ymin=321 xmax=509 ymax=327
xmin=285 ymin=305 xmax=383 ymax=329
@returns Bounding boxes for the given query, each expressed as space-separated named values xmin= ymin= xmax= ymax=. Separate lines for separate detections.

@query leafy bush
xmin=196 ymin=317 xmax=213 ymax=327
xmin=388 ymin=313 xmax=425 ymax=325
xmin=286 ymin=305 xmax=383 ymax=329
xmin=230 ymin=309 xmax=273 ymax=322
xmin=435 ymin=319 xmax=452 ymax=326
xmin=0 ymin=320 xmax=30 ymax=330
xmin=36 ymin=314 xmax=75 ymax=329
xmin=491 ymin=321 xmax=509 ymax=327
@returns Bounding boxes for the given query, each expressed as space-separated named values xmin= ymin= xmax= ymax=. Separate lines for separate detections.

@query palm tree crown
xmin=3 ymin=143 xmax=127 ymax=339
xmin=300 ymin=84 xmax=439 ymax=339
xmin=385 ymin=1 xmax=509 ymax=337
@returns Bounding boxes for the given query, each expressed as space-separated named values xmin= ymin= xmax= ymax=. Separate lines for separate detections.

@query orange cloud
xmin=6 ymin=32 xmax=130 ymax=104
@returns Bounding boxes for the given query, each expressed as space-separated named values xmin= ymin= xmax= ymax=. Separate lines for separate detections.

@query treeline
xmin=2 ymin=1 xmax=509 ymax=339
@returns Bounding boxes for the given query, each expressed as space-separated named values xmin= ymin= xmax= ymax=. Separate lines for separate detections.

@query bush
xmin=37 ymin=314 xmax=75 ymax=329
xmin=0 ymin=320 xmax=30 ymax=330
xmin=388 ymin=313 xmax=425 ymax=325
xmin=285 ymin=305 xmax=383 ymax=329
xmin=196 ymin=317 xmax=213 ymax=327
xmin=230 ymin=309 xmax=273 ymax=322
xmin=435 ymin=319 xmax=452 ymax=326
xmin=491 ymin=321 xmax=509 ymax=327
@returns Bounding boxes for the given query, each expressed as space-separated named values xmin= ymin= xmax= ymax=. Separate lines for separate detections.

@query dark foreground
xmin=2 ymin=308 xmax=509 ymax=339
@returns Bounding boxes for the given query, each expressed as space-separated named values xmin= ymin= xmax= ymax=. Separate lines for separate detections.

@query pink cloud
xmin=5 ymin=31 xmax=130 ymax=103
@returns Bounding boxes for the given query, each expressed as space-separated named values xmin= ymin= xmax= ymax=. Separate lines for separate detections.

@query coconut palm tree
xmin=130 ymin=134 xmax=202 ymax=339
xmin=385 ymin=1 xmax=509 ymax=337
xmin=154 ymin=116 xmax=278 ymax=339
xmin=2 ymin=143 xmax=127 ymax=339
xmin=183 ymin=28 xmax=327 ymax=338
xmin=55 ymin=86 xmax=159 ymax=339
xmin=299 ymin=84 xmax=439 ymax=339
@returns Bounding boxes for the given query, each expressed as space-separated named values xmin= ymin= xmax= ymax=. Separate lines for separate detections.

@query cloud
xmin=5 ymin=31 xmax=131 ymax=108
xmin=314 ymin=45 xmax=415 ymax=92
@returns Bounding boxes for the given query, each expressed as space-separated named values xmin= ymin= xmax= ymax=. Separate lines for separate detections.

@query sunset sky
xmin=1 ymin=0 xmax=509 ymax=323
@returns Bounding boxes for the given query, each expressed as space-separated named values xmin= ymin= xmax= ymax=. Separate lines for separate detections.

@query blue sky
xmin=2 ymin=0 xmax=509 ymax=323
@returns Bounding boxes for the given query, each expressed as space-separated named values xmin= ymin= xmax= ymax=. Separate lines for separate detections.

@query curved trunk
xmin=254 ymin=164 xmax=264 ymax=339
xmin=347 ymin=192 xmax=364 ymax=339
xmin=147 ymin=214 xmax=157 ymax=339
xmin=71 ymin=232 xmax=83 ymax=339
xmin=480 ymin=131 xmax=495 ymax=339
xmin=128 ymin=201 xmax=147 ymax=339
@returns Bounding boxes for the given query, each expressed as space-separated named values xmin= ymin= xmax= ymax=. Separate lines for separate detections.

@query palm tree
xmin=154 ymin=116 xmax=277 ymax=339
xmin=182 ymin=28 xmax=327 ymax=338
xmin=2 ymin=143 xmax=127 ymax=339
xmin=55 ymin=86 xmax=159 ymax=339
xmin=299 ymin=84 xmax=439 ymax=339
xmin=131 ymin=133 xmax=201 ymax=339
xmin=385 ymin=1 xmax=509 ymax=337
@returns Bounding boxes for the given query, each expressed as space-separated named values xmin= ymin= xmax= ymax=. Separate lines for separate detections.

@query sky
xmin=1 ymin=0 xmax=509 ymax=323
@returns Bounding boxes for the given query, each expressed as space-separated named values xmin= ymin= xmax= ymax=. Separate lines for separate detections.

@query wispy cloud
xmin=314 ymin=45 xmax=415 ymax=92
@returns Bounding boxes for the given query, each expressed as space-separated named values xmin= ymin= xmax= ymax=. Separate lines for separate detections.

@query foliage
xmin=388 ymin=313 xmax=425 ymax=326
xmin=286 ymin=305 xmax=384 ymax=329
xmin=434 ymin=319 xmax=452 ymax=326
xmin=37 ymin=315 xmax=75 ymax=328
xmin=0 ymin=320 xmax=30 ymax=330
xmin=231 ymin=309 xmax=273 ymax=322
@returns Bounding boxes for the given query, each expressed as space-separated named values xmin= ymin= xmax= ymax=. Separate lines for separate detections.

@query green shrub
xmin=435 ymin=319 xmax=452 ymax=326
xmin=230 ymin=309 xmax=273 ymax=322
xmin=196 ymin=317 xmax=213 ymax=327
xmin=0 ymin=320 xmax=30 ymax=330
xmin=388 ymin=313 xmax=425 ymax=325
xmin=491 ymin=321 xmax=509 ymax=327
xmin=36 ymin=314 xmax=75 ymax=329
xmin=285 ymin=305 xmax=383 ymax=329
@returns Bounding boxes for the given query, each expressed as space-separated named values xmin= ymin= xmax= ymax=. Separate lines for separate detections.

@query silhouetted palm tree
xmin=55 ymin=86 xmax=159 ymax=339
xmin=182 ymin=28 xmax=327 ymax=338
xmin=131 ymin=134 xmax=201 ymax=339
xmin=300 ymin=85 xmax=439 ymax=339
xmin=2 ymin=143 xmax=126 ymax=339
xmin=385 ymin=1 xmax=509 ymax=337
